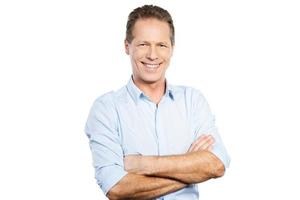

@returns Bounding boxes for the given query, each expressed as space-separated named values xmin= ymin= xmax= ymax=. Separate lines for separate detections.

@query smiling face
xmin=125 ymin=18 xmax=174 ymax=86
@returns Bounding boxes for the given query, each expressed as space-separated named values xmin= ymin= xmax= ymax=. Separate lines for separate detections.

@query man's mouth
xmin=141 ymin=62 xmax=160 ymax=69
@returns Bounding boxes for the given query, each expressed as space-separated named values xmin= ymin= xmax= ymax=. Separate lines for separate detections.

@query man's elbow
xmin=106 ymin=174 xmax=137 ymax=200
xmin=212 ymin=159 xmax=225 ymax=178
xmin=214 ymin=163 xmax=225 ymax=178
xmin=107 ymin=185 xmax=123 ymax=200
xmin=107 ymin=191 xmax=121 ymax=200
xmin=107 ymin=182 xmax=134 ymax=200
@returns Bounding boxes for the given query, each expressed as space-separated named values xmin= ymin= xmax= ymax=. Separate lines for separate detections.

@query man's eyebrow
xmin=136 ymin=40 xmax=150 ymax=44
xmin=157 ymin=41 xmax=169 ymax=45
xmin=136 ymin=41 xmax=170 ymax=45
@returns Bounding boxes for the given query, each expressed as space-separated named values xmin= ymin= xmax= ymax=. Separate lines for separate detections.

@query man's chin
xmin=141 ymin=77 xmax=165 ymax=85
xmin=133 ymin=73 xmax=165 ymax=85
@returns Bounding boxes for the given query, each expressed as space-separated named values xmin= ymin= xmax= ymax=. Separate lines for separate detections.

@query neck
xmin=133 ymin=77 xmax=166 ymax=104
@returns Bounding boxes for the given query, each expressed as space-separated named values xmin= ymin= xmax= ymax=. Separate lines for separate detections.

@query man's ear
xmin=124 ymin=39 xmax=130 ymax=55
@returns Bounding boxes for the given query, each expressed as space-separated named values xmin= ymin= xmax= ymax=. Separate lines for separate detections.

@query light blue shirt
xmin=85 ymin=77 xmax=230 ymax=199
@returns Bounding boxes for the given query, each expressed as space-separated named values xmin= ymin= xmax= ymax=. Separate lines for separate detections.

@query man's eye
xmin=160 ymin=44 xmax=167 ymax=48
xmin=139 ymin=43 xmax=146 ymax=46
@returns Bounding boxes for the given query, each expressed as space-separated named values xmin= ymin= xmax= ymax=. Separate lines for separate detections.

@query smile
xmin=141 ymin=62 xmax=161 ymax=69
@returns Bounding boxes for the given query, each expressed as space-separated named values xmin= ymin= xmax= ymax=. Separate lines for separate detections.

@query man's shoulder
xmin=94 ymin=90 xmax=114 ymax=102
xmin=94 ymin=86 xmax=127 ymax=105
xmin=170 ymin=84 xmax=205 ymax=99
xmin=90 ymin=91 xmax=115 ymax=114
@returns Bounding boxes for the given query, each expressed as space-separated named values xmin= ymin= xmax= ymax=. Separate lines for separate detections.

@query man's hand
xmin=188 ymin=134 xmax=215 ymax=153
xmin=124 ymin=154 xmax=144 ymax=174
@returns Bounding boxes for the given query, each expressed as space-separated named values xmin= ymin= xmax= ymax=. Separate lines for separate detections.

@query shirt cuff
xmin=96 ymin=164 xmax=128 ymax=196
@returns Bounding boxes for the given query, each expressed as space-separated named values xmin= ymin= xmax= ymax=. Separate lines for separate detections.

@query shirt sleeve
xmin=191 ymin=90 xmax=231 ymax=168
xmin=85 ymin=94 xmax=128 ymax=195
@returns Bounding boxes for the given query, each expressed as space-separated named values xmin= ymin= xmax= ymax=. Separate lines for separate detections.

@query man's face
xmin=125 ymin=18 xmax=173 ymax=85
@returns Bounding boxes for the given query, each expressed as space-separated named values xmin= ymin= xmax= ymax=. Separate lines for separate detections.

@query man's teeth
xmin=144 ymin=63 xmax=159 ymax=68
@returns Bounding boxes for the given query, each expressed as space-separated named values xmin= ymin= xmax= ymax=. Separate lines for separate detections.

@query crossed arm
xmin=107 ymin=135 xmax=225 ymax=200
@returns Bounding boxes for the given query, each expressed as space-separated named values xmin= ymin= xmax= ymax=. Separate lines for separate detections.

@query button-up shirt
xmin=85 ymin=77 xmax=230 ymax=199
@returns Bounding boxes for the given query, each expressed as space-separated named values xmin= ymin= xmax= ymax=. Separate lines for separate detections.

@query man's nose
xmin=146 ymin=46 xmax=158 ymax=60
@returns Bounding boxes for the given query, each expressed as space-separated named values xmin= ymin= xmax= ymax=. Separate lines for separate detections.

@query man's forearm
xmin=125 ymin=151 xmax=225 ymax=184
xmin=107 ymin=173 xmax=187 ymax=200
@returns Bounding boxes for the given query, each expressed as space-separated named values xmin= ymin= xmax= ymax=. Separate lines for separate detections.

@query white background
xmin=1 ymin=0 xmax=299 ymax=199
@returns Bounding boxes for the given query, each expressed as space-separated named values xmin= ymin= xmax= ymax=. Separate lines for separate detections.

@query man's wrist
xmin=140 ymin=156 xmax=157 ymax=175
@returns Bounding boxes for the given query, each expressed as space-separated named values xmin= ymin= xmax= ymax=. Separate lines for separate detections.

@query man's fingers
xmin=193 ymin=139 xmax=214 ymax=151
xmin=188 ymin=134 xmax=206 ymax=152
xmin=193 ymin=135 xmax=213 ymax=149
xmin=195 ymin=135 xmax=212 ymax=148
xmin=188 ymin=134 xmax=215 ymax=152
xmin=197 ymin=137 xmax=214 ymax=150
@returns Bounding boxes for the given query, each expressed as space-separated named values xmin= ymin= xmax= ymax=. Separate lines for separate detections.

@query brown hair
xmin=126 ymin=5 xmax=175 ymax=46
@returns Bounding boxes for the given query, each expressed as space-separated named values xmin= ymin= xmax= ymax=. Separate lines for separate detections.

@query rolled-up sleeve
xmin=191 ymin=90 xmax=231 ymax=168
xmin=85 ymin=95 xmax=127 ymax=195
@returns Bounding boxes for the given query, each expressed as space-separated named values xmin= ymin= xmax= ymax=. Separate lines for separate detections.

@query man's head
xmin=126 ymin=5 xmax=175 ymax=46
xmin=125 ymin=5 xmax=175 ymax=86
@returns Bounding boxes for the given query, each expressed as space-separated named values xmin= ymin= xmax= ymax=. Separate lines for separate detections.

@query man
xmin=85 ymin=5 xmax=230 ymax=200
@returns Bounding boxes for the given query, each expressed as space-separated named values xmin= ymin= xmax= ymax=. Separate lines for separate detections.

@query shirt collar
xmin=126 ymin=76 xmax=175 ymax=104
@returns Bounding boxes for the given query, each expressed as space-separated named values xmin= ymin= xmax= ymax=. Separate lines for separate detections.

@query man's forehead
xmin=131 ymin=18 xmax=171 ymax=43
xmin=133 ymin=18 xmax=169 ymax=28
